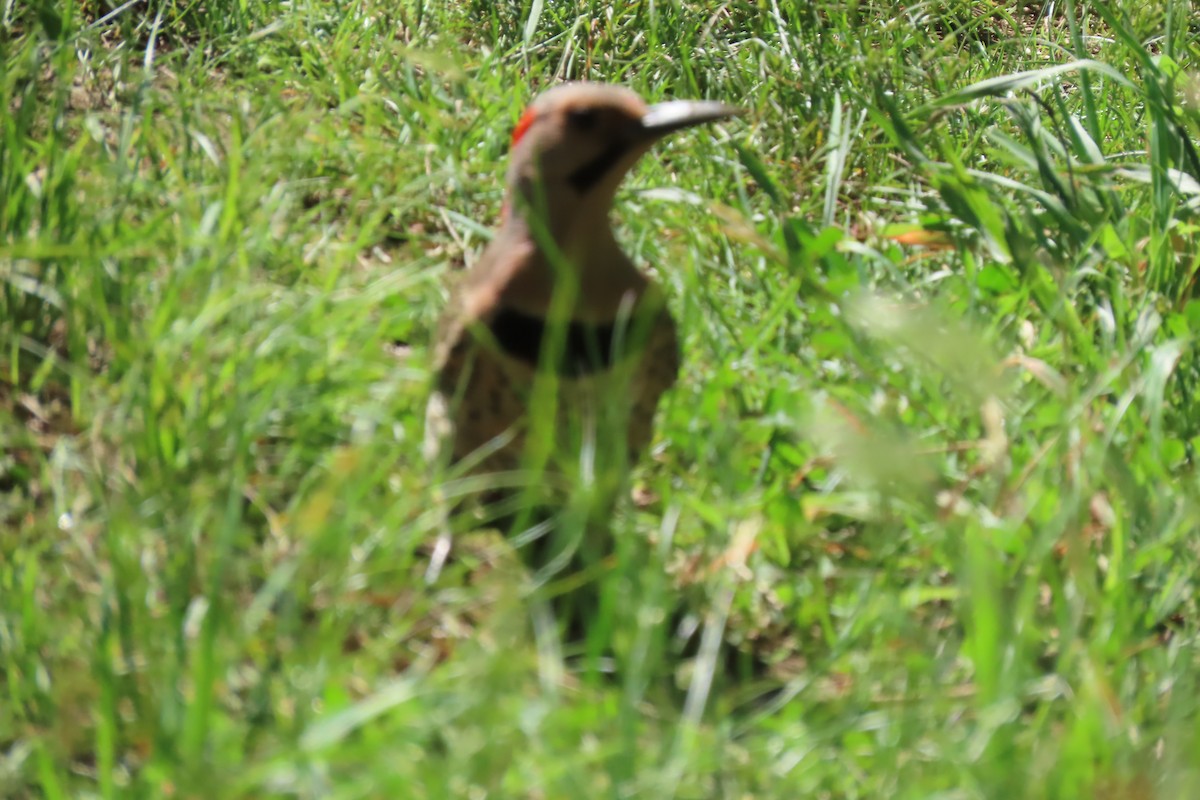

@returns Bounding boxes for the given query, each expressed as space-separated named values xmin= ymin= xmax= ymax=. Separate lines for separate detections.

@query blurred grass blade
xmin=934 ymin=60 xmax=1133 ymax=108
xmin=733 ymin=142 xmax=783 ymax=207
xmin=523 ymin=0 xmax=545 ymax=48
xmin=300 ymin=677 xmax=421 ymax=752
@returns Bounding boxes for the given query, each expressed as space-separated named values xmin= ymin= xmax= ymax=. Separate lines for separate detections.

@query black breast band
xmin=488 ymin=307 xmax=625 ymax=376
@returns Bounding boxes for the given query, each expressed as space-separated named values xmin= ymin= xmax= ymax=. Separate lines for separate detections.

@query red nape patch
xmin=511 ymin=107 xmax=537 ymax=146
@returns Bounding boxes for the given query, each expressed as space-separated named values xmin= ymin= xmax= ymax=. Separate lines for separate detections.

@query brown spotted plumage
xmin=425 ymin=83 xmax=740 ymax=515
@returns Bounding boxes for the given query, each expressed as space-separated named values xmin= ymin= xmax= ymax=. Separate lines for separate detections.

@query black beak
xmin=639 ymin=100 xmax=743 ymax=138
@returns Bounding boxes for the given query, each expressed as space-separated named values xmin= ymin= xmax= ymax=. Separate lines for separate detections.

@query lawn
xmin=3 ymin=0 xmax=1200 ymax=797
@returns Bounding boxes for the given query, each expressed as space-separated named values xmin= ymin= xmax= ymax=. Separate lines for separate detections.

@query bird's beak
xmin=639 ymin=100 xmax=743 ymax=139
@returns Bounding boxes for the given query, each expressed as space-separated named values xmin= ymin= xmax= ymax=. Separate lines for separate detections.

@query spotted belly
xmin=425 ymin=312 xmax=679 ymax=494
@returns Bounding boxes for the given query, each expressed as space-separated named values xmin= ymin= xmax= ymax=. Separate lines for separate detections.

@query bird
xmin=425 ymin=82 xmax=740 ymax=573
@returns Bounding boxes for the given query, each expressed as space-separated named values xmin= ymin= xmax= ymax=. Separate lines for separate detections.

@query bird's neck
xmin=495 ymin=201 xmax=647 ymax=324
xmin=504 ymin=185 xmax=619 ymax=249
xmin=502 ymin=196 xmax=622 ymax=272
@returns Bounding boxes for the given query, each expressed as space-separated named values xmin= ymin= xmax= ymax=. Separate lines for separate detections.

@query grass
xmin=3 ymin=0 xmax=1200 ymax=796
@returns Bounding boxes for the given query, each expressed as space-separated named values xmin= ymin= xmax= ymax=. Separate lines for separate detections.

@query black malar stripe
xmin=567 ymin=142 xmax=630 ymax=193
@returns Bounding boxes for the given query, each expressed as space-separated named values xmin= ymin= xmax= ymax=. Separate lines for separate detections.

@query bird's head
xmin=503 ymin=83 xmax=740 ymax=231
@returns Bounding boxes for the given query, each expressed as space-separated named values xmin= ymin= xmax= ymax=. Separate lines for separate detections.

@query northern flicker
xmin=425 ymin=83 xmax=739 ymax=536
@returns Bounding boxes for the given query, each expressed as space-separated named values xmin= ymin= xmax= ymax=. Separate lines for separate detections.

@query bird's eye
xmin=566 ymin=108 xmax=599 ymax=130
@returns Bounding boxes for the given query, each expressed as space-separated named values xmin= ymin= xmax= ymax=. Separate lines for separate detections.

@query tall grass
xmin=2 ymin=1 xmax=1199 ymax=797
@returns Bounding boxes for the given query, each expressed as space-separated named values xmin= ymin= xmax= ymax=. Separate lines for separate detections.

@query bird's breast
xmin=485 ymin=306 xmax=662 ymax=378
